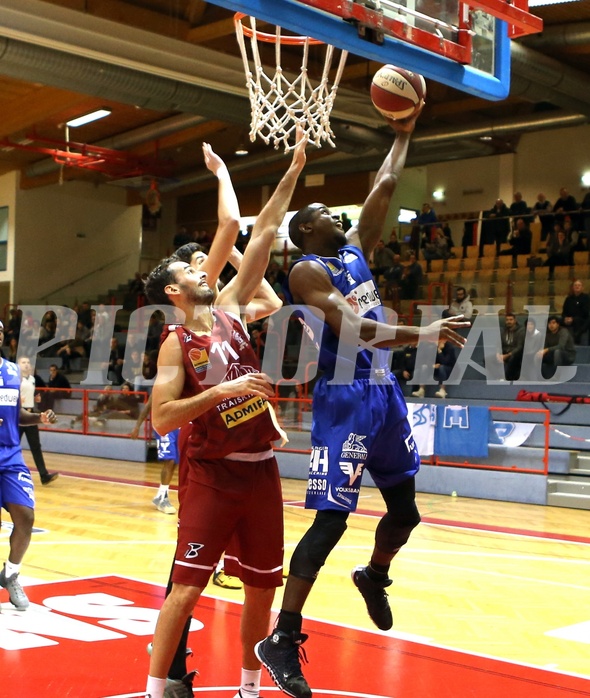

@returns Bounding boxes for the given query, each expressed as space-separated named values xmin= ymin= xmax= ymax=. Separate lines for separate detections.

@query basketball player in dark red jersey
xmin=142 ymin=132 xmax=306 ymax=698
xmin=155 ymin=144 xmax=290 ymax=697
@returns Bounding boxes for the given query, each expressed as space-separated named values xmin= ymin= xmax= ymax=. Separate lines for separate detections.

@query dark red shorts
xmin=172 ymin=455 xmax=284 ymax=589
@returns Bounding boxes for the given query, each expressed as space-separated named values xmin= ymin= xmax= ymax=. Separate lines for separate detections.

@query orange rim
xmin=234 ymin=12 xmax=323 ymax=45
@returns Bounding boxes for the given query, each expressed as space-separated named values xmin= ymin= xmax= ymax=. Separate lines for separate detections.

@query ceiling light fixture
xmin=234 ymin=143 xmax=249 ymax=156
xmin=66 ymin=108 xmax=112 ymax=128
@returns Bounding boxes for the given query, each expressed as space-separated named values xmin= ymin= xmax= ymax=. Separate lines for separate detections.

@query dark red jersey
xmin=172 ymin=310 xmax=279 ymax=459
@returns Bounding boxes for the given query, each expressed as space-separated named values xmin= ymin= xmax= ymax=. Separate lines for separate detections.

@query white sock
xmin=157 ymin=485 xmax=169 ymax=498
xmin=234 ymin=668 xmax=261 ymax=698
xmin=5 ymin=561 xmax=21 ymax=577
xmin=145 ymin=676 xmax=167 ymax=698
xmin=215 ymin=559 xmax=225 ymax=574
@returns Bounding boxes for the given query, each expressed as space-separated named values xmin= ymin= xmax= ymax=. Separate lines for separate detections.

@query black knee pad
xmin=376 ymin=479 xmax=421 ymax=553
xmin=289 ymin=510 xmax=349 ymax=582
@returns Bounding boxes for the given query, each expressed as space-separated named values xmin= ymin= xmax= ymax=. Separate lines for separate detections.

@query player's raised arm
xmin=198 ymin=143 xmax=241 ymax=288
xmin=224 ymin=247 xmax=283 ymax=321
xmin=350 ymin=107 xmax=422 ymax=257
xmin=217 ymin=128 xmax=307 ymax=313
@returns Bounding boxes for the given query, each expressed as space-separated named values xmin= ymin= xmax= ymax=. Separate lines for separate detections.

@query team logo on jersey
xmin=219 ymin=395 xmax=269 ymax=428
xmin=189 ymin=347 xmax=211 ymax=373
xmin=232 ymin=329 xmax=249 ymax=351
xmin=341 ymin=433 xmax=367 ymax=460
xmin=339 ymin=461 xmax=364 ymax=486
xmin=0 ymin=388 xmax=19 ymax=405
xmin=184 ymin=542 xmax=204 ymax=559
xmin=344 ymin=280 xmax=381 ymax=315
xmin=345 ymin=270 xmax=356 ymax=286
xmin=325 ymin=261 xmax=343 ymax=276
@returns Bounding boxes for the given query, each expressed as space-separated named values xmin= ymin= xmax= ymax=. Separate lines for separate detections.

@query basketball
xmin=370 ymin=65 xmax=426 ymax=120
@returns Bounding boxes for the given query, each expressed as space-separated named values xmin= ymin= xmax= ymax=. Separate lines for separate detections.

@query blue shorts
xmin=0 ymin=459 xmax=36 ymax=510
xmin=156 ymin=428 xmax=180 ymax=464
xmin=306 ymin=374 xmax=420 ymax=512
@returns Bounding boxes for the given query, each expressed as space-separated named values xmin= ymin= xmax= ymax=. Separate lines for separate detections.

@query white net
xmin=234 ymin=14 xmax=348 ymax=152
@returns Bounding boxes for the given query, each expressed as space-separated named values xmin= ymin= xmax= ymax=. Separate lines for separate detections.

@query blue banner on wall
xmin=434 ymin=405 xmax=490 ymax=457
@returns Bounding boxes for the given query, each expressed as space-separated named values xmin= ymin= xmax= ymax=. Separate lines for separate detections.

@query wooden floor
xmin=3 ymin=450 xmax=590 ymax=688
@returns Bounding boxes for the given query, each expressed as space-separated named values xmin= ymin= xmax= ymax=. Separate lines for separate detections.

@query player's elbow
xmin=151 ymin=412 xmax=170 ymax=437
xmin=267 ymin=295 xmax=283 ymax=315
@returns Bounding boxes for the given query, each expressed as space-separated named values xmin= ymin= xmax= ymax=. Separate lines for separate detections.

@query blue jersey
xmin=284 ymin=243 xmax=417 ymax=511
xmin=285 ymin=244 xmax=391 ymax=377
xmin=0 ymin=359 xmax=24 ymax=468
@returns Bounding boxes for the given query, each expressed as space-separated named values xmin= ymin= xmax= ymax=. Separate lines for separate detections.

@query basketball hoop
xmin=234 ymin=12 xmax=348 ymax=152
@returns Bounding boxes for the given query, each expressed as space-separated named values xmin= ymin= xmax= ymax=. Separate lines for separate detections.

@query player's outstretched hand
xmin=385 ymin=101 xmax=424 ymax=134
xmin=203 ymin=142 xmax=227 ymax=177
xmin=223 ymin=372 xmax=275 ymax=400
xmin=40 ymin=410 xmax=58 ymax=424
xmin=421 ymin=315 xmax=471 ymax=348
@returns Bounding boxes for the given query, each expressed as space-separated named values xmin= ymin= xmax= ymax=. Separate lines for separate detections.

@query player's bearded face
xmin=183 ymin=278 xmax=215 ymax=304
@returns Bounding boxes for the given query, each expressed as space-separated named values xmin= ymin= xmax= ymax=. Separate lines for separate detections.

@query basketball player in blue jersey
xmin=0 ymin=321 xmax=57 ymax=610
xmin=256 ymin=108 xmax=469 ymax=698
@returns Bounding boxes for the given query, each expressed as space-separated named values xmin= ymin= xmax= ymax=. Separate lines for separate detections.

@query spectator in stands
xmin=146 ymin=312 xmax=165 ymax=353
xmin=422 ymin=228 xmax=451 ymax=270
xmin=5 ymin=308 xmax=21 ymax=344
xmin=386 ymin=231 xmax=401 ymax=255
xmin=553 ymin=187 xmax=578 ymax=226
xmin=39 ymin=315 xmax=56 ymax=352
xmin=126 ymin=349 xmax=144 ymax=387
xmin=55 ymin=322 xmax=88 ymax=373
xmin=173 ymin=225 xmax=192 ymax=248
xmin=532 ymin=192 xmax=554 ymax=241
xmin=519 ymin=318 xmax=545 ymax=381
xmin=500 ymin=218 xmax=532 ymax=266
xmin=128 ymin=271 xmax=144 ymax=296
xmin=510 ymin=191 xmax=530 ymax=221
xmin=442 ymin=223 xmax=455 ymax=256
xmin=417 ymin=202 xmax=439 ymax=250
xmin=45 ymin=364 xmax=71 ymax=410
xmin=107 ymin=337 xmax=125 ymax=385
xmin=371 ymin=239 xmax=397 ymax=282
xmin=383 ymin=254 xmax=405 ymax=300
xmin=495 ymin=312 xmax=525 ymax=381
xmin=141 ymin=351 xmax=158 ymax=383
xmin=391 ymin=343 xmax=416 ymax=395
xmin=6 ymin=338 xmax=18 ymax=363
xmin=443 ymin=286 xmax=473 ymax=320
xmin=581 ymin=189 xmax=590 ymax=239
xmin=417 ymin=202 xmax=438 ymax=229
xmin=543 ymin=228 xmax=571 ymax=278
xmin=18 ymin=357 xmax=58 ymax=485
xmin=116 ymin=382 xmax=143 ymax=420
xmin=562 ymin=279 xmax=590 ymax=345
xmin=485 ymin=198 xmax=511 ymax=255
xmin=563 ymin=216 xmax=585 ymax=260
xmin=77 ymin=301 xmax=93 ymax=329
xmin=265 ymin=260 xmax=287 ymax=291
xmin=411 ymin=339 xmax=457 ymax=399
xmin=538 ymin=315 xmax=576 ymax=377
xmin=399 ymin=251 xmax=423 ymax=300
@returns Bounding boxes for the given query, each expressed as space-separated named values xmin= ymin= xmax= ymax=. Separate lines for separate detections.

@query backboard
xmin=210 ymin=0 xmax=542 ymax=100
